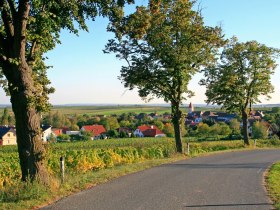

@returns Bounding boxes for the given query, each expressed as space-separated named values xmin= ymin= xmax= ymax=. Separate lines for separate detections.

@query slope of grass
xmin=267 ymin=162 xmax=280 ymax=210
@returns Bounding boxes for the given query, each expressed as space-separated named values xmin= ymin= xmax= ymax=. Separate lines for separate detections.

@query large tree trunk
xmin=4 ymin=61 xmax=49 ymax=184
xmin=171 ymin=102 xmax=183 ymax=153
xmin=0 ymin=1 xmax=49 ymax=183
xmin=241 ymin=109 xmax=250 ymax=146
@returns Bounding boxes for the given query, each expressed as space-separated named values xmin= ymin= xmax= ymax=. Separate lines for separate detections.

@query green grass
xmin=267 ymin=162 xmax=280 ymax=210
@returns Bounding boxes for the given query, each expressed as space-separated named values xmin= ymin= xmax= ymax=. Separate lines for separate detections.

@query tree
xmin=252 ymin=121 xmax=268 ymax=139
xmin=201 ymin=37 xmax=279 ymax=145
xmin=105 ymin=0 xmax=224 ymax=152
xmin=209 ymin=123 xmax=221 ymax=136
xmin=162 ymin=123 xmax=175 ymax=137
xmin=8 ymin=114 xmax=15 ymax=126
xmin=229 ymin=119 xmax=241 ymax=135
xmin=107 ymin=117 xmax=120 ymax=130
xmin=1 ymin=108 xmax=9 ymax=125
xmin=0 ymin=0 xmax=133 ymax=183
xmin=197 ymin=123 xmax=210 ymax=136
xmin=271 ymin=107 xmax=280 ymax=114
xmin=154 ymin=120 xmax=164 ymax=130
xmin=119 ymin=120 xmax=131 ymax=128
xmin=218 ymin=122 xmax=231 ymax=136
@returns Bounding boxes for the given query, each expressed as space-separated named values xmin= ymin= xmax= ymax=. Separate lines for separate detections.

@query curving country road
xmin=42 ymin=149 xmax=280 ymax=210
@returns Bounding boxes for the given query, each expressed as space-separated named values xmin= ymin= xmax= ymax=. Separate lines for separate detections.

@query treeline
xmin=42 ymin=111 xmax=177 ymax=137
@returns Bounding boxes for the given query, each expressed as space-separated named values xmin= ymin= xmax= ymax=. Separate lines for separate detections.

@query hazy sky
xmin=1 ymin=0 xmax=280 ymax=105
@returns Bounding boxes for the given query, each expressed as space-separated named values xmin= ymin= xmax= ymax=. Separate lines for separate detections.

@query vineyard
xmin=0 ymin=138 xmax=176 ymax=188
xmin=2 ymin=138 xmax=279 ymax=190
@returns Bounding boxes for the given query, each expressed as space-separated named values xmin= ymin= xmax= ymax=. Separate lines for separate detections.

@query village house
xmin=42 ymin=125 xmax=52 ymax=142
xmin=0 ymin=126 xmax=17 ymax=146
xmin=81 ymin=125 xmax=107 ymax=140
xmin=134 ymin=125 xmax=165 ymax=138
xmin=51 ymin=128 xmax=63 ymax=137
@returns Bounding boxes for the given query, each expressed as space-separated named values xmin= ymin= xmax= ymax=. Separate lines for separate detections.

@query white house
xmin=42 ymin=125 xmax=52 ymax=142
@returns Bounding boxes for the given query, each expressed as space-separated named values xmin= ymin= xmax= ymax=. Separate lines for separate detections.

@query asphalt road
xmin=42 ymin=149 xmax=280 ymax=210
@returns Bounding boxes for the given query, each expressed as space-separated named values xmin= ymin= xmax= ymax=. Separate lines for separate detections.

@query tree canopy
xmin=201 ymin=37 xmax=279 ymax=144
xmin=0 ymin=0 xmax=134 ymax=183
xmin=105 ymin=0 xmax=224 ymax=152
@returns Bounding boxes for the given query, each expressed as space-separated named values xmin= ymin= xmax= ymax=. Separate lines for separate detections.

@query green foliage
xmin=0 ymin=108 xmax=15 ymax=127
xmin=218 ymin=123 xmax=231 ymax=136
xmin=229 ymin=119 xmax=241 ymax=135
xmin=271 ymin=107 xmax=280 ymax=114
xmin=0 ymin=0 xmax=134 ymax=111
xmin=105 ymin=0 xmax=224 ymax=152
xmin=201 ymin=37 xmax=279 ymax=144
xmin=267 ymin=162 xmax=280 ymax=209
xmin=0 ymin=108 xmax=9 ymax=125
xmin=107 ymin=129 xmax=119 ymax=138
xmin=57 ymin=134 xmax=70 ymax=141
xmin=197 ymin=123 xmax=210 ymax=136
xmin=202 ymin=37 xmax=279 ymax=112
xmin=0 ymin=108 xmax=15 ymax=126
xmin=0 ymin=138 xmax=176 ymax=188
xmin=162 ymin=123 xmax=174 ymax=137
xmin=252 ymin=121 xmax=268 ymax=139
xmin=106 ymin=0 xmax=224 ymax=103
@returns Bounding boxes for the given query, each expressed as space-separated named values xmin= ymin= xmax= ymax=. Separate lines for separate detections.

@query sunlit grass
xmin=267 ymin=162 xmax=280 ymax=210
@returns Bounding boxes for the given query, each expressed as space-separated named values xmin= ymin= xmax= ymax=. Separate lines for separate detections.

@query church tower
xmin=188 ymin=102 xmax=194 ymax=114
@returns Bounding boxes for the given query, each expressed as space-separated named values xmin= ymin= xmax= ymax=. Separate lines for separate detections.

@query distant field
xmin=50 ymin=105 xmax=172 ymax=115
xmin=0 ymin=104 xmax=274 ymax=116
xmin=49 ymin=105 xmax=226 ymax=115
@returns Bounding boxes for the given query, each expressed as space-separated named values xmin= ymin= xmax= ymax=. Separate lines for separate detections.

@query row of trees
xmin=0 ymin=0 xmax=278 ymax=183
xmin=105 ymin=0 xmax=279 ymax=152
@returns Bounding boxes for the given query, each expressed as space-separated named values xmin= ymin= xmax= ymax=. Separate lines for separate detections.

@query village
xmin=1 ymin=103 xmax=279 ymax=146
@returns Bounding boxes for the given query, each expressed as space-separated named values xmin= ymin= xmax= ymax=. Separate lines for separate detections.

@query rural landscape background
xmin=1 ymin=0 xmax=280 ymax=209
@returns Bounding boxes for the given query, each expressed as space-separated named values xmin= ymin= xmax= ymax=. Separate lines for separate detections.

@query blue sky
xmin=1 ymin=0 xmax=280 ymax=105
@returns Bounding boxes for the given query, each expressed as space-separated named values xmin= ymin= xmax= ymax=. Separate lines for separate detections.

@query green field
xmin=0 ymin=104 xmax=225 ymax=116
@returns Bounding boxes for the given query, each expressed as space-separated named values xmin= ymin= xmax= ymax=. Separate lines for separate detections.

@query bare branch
xmin=1 ymin=1 xmax=15 ymax=38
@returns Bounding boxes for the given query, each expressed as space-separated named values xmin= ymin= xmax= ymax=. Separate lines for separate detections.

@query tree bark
xmin=171 ymin=102 xmax=183 ymax=153
xmin=4 ymin=61 xmax=49 ymax=184
xmin=0 ymin=1 xmax=49 ymax=184
xmin=241 ymin=109 xmax=250 ymax=146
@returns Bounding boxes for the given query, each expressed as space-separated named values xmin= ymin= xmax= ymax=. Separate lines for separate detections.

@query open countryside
xmin=1 ymin=0 xmax=280 ymax=210
xmin=1 ymin=104 xmax=280 ymax=209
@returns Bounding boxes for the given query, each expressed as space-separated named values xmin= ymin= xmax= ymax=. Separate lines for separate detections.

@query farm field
xmin=0 ymin=104 xmax=225 ymax=116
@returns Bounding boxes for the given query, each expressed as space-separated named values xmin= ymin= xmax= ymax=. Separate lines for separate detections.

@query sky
xmin=1 ymin=0 xmax=280 ymax=105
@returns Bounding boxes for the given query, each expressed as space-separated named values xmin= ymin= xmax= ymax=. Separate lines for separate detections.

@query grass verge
xmin=266 ymin=162 xmax=280 ymax=210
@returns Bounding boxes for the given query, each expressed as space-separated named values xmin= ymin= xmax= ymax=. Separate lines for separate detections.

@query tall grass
xmin=267 ymin=162 xmax=280 ymax=210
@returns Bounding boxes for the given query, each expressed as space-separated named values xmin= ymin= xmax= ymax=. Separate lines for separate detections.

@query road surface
xmin=42 ymin=149 xmax=280 ymax=210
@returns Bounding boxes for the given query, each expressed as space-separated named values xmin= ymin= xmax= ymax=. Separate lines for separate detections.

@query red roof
xmin=137 ymin=125 xmax=164 ymax=137
xmin=52 ymin=128 xmax=63 ymax=136
xmin=138 ymin=125 xmax=151 ymax=132
xmin=82 ymin=125 xmax=106 ymax=136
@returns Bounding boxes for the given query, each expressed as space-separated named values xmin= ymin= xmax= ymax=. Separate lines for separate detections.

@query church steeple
xmin=188 ymin=102 xmax=194 ymax=113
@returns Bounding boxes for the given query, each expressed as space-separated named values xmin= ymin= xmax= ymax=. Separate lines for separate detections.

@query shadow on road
xmin=185 ymin=202 xmax=272 ymax=208
xmin=161 ymin=162 xmax=270 ymax=169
